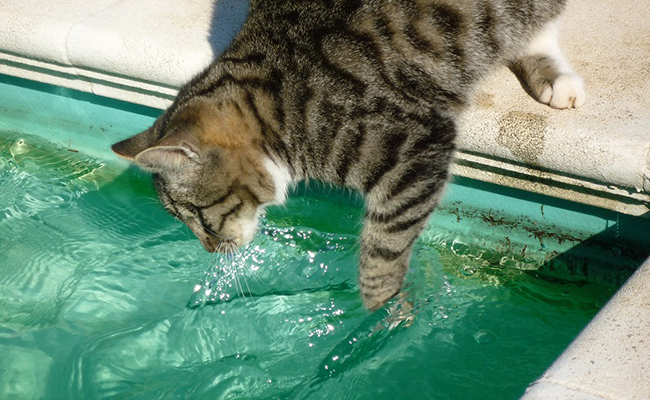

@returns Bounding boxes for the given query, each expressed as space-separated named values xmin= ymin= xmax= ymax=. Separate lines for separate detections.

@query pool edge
xmin=521 ymin=256 xmax=650 ymax=400
xmin=1 ymin=0 xmax=648 ymax=217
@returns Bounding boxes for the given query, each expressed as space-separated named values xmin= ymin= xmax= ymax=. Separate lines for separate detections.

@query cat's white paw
xmin=540 ymin=73 xmax=585 ymax=109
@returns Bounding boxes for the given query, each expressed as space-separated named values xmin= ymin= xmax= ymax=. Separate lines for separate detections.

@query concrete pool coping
xmin=1 ymin=0 xmax=649 ymax=217
xmin=521 ymin=256 xmax=650 ymax=400
xmin=0 ymin=0 xmax=648 ymax=398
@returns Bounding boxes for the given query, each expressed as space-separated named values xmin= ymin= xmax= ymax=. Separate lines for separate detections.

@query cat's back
xmin=231 ymin=0 xmax=566 ymax=105
xmin=192 ymin=0 xmax=567 ymax=183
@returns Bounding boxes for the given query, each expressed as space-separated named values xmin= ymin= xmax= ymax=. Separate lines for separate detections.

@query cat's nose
xmin=199 ymin=238 xmax=217 ymax=253
xmin=199 ymin=234 xmax=238 ymax=254
xmin=195 ymin=231 xmax=219 ymax=253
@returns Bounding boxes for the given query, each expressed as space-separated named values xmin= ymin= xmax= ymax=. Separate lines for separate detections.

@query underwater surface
xmin=0 ymin=130 xmax=632 ymax=399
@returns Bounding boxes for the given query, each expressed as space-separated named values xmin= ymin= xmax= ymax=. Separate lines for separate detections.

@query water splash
xmin=187 ymin=251 xmax=252 ymax=308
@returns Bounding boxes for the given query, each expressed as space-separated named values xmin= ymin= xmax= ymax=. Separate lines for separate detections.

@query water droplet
xmin=474 ymin=330 xmax=497 ymax=345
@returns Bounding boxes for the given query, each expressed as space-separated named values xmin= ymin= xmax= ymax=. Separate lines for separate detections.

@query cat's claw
xmin=539 ymin=73 xmax=585 ymax=109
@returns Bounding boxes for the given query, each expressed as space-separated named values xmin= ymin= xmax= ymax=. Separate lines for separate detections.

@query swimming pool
xmin=1 ymin=75 xmax=648 ymax=400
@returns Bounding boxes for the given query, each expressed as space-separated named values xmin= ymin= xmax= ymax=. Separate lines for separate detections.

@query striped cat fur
xmin=113 ymin=0 xmax=585 ymax=310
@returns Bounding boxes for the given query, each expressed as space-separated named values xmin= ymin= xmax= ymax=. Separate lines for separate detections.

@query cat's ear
xmin=134 ymin=142 xmax=200 ymax=173
xmin=134 ymin=129 xmax=202 ymax=173
xmin=112 ymin=128 xmax=201 ymax=173
xmin=111 ymin=128 xmax=156 ymax=161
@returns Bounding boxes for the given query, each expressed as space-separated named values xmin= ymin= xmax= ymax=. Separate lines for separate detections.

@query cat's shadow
xmin=208 ymin=0 xmax=250 ymax=58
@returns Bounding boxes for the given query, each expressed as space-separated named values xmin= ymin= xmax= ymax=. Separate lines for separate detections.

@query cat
xmin=112 ymin=0 xmax=585 ymax=311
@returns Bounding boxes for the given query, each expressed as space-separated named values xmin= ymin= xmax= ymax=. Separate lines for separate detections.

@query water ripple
xmin=0 ymin=130 xmax=622 ymax=400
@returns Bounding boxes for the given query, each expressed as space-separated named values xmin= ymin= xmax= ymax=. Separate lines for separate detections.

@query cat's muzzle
xmin=197 ymin=230 xmax=237 ymax=254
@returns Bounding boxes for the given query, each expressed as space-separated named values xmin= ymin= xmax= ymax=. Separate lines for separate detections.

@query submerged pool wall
xmin=1 ymin=0 xmax=649 ymax=398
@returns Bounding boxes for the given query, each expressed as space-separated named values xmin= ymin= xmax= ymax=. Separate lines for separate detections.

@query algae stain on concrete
xmin=496 ymin=111 xmax=548 ymax=165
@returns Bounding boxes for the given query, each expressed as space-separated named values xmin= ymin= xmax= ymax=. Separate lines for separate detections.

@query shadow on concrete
xmin=207 ymin=0 xmax=250 ymax=58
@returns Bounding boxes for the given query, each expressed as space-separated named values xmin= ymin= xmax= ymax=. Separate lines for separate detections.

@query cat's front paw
xmin=539 ymin=73 xmax=586 ymax=109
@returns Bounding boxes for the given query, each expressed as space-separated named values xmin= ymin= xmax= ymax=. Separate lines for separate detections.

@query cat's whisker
xmin=229 ymin=246 xmax=251 ymax=305
xmin=210 ymin=247 xmax=221 ymax=264
xmin=202 ymin=224 xmax=221 ymax=238
xmin=238 ymin=257 xmax=254 ymax=303
xmin=180 ymin=226 xmax=194 ymax=241
xmin=237 ymin=248 xmax=263 ymax=289
xmin=242 ymin=258 xmax=263 ymax=288
xmin=233 ymin=268 xmax=245 ymax=303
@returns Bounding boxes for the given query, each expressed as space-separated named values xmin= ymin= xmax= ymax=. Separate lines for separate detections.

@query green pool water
xmin=1 ymin=75 xmax=648 ymax=400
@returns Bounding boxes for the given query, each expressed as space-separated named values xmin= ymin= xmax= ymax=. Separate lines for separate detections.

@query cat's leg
xmin=358 ymin=219 xmax=420 ymax=311
xmin=508 ymin=19 xmax=585 ymax=109
xmin=359 ymin=173 xmax=447 ymax=311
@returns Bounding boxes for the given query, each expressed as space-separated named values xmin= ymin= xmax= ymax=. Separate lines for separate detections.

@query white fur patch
xmin=549 ymin=73 xmax=586 ymax=109
xmin=528 ymin=21 xmax=571 ymax=72
xmin=527 ymin=19 xmax=586 ymax=109
xmin=240 ymin=214 xmax=261 ymax=245
xmin=263 ymin=157 xmax=292 ymax=205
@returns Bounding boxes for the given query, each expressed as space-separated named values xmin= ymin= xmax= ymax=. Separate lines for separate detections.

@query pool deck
xmin=1 ymin=0 xmax=649 ymax=398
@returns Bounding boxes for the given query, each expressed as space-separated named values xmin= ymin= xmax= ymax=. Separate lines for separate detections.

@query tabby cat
xmin=112 ymin=0 xmax=585 ymax=310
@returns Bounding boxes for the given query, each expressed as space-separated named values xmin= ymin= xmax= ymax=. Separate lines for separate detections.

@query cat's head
xmin=112 ymin=97 xmax=290 ymax=253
